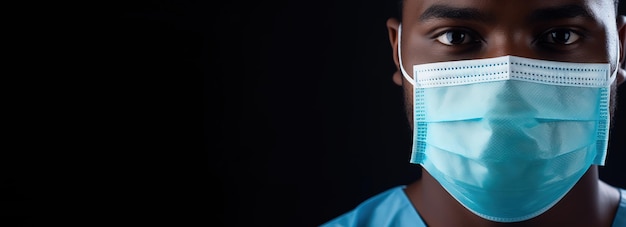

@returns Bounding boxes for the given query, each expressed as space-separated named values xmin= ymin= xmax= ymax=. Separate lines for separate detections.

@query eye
xmin=435 ymin=30 xmax=479 ymax=45
xmin=541 ymin=29 xmax=581 ymax=45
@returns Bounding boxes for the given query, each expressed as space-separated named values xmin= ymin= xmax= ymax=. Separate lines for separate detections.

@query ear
xmin=386 ymin=18 xmax=403 ymax=86
xmin=617 ymin=15 xmax=626 ymax=86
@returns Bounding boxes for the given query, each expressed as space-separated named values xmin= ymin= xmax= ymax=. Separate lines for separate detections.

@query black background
xmin=4 ymin=0 xmax=621 ymax=226
xmin=209 ymin=1 xmax=625 ymax=226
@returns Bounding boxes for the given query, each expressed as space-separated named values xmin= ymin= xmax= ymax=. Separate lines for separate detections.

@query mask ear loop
xmin=397 ymin=24 xmax=415 ymax=86
xmin=609 ymin=36 xmax=621 ymax=85
xmin=610 ymin=65 xmax=618 ymax=85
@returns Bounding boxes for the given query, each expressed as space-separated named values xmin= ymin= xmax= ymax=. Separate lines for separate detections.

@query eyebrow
xmin=419 ymin=4 xmax=594 ymax=23
xmin=528 ymin=4 xmax=593 ymax=22
xmin=419 ymin=5 xmax=492 ymax=22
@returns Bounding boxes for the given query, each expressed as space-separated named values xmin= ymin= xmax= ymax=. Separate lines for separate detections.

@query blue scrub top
xmin=321 ymin=186 xmax=626 ymax=227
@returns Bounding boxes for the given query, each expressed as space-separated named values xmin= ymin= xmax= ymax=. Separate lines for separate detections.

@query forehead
xmin=403 ymin=0 xmax=614 ymax=22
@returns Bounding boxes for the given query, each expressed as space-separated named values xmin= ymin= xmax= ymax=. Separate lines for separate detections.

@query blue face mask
xmin=397 ymin=24 xmax=617 ymax=222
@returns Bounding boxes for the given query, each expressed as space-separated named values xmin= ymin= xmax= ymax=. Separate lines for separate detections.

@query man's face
xmin=389 ymin=0 xmax=623 ymax=128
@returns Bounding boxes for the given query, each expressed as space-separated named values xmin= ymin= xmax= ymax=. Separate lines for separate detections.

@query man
xmin=322 ymin=0 xmax=626 ymax=226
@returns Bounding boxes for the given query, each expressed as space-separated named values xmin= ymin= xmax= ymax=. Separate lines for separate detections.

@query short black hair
xmin=396 ymin=0 xmax=621 ymax=21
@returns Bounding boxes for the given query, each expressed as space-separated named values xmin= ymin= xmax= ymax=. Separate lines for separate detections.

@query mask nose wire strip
xmin=397 ymin=24 xmax=415 ymax=86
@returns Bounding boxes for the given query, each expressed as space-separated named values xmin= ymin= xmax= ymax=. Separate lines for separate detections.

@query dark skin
xmin=386 ymin=0 xmax=626 ymax=226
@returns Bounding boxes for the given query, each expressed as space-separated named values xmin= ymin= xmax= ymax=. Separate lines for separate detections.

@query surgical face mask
xmin=397 ymin=24 xmax=618 ymax=222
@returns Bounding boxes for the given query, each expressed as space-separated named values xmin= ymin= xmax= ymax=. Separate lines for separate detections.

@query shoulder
xmin=320 ymin=186 xmax=426 ymax=227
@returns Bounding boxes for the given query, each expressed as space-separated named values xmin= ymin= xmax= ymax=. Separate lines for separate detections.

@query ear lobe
xmin=387 ymin=18 xmax=402 ymax=86
xmin=392 ymin=70 xmax=403 ymax=85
